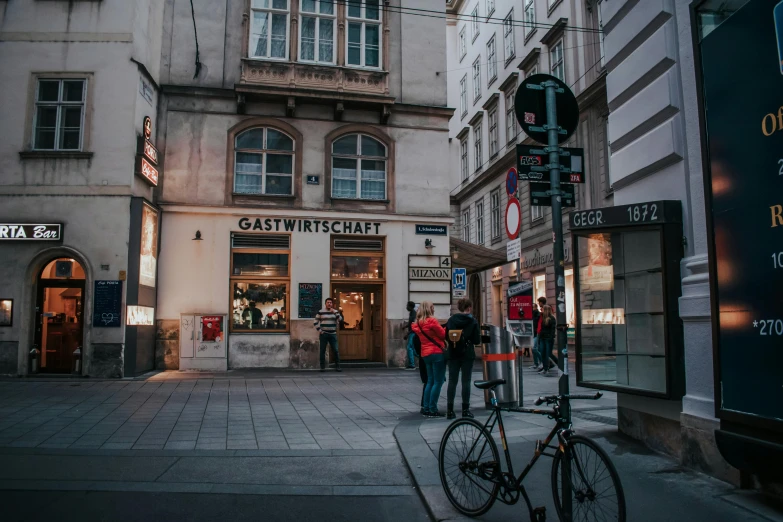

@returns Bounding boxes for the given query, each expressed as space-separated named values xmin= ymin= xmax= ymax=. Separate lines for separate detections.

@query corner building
xmin=155 ymin=0 xmax=453 ymax=370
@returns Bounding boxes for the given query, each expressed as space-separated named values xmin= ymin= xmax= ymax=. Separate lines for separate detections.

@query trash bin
xmin=481 ymin=325 xmax=520 ymax=408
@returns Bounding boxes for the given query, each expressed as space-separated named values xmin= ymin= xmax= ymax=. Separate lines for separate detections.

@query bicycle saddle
xmin=473 ymin=379 xmax=506 ymax=390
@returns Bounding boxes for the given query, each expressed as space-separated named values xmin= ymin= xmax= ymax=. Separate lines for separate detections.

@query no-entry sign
xmin=505 ymin=197 xmax=521 ymax=240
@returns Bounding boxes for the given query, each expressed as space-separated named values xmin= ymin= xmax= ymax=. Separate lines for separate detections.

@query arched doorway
xmin=35 ymin=258 xmax=86 ymax=374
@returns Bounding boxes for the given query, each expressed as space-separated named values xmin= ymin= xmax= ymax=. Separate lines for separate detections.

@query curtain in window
xmin=236 ymin=153 xmax=263 ymax=194
xmin=360 ymin=160 xmax=385 ymax=199
xmin=271 ymin=14 xmax=287 ymax=58
xmin=252 ymin=12 xmax=269 ymax=57
xmin=301 ymin=17 xmax=316 ymax=60
xmin=319 ymin=19 xmax=334 ymax=62
xmin=333 ymin=158 xmax=357 ymax=198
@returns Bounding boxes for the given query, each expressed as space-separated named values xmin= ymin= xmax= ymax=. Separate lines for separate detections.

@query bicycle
xmin=438 ymin=378 xmax=626 ymax=521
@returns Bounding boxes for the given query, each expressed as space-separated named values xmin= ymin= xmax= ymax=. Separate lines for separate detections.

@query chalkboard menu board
xmin=298 ymin=283 xmax=322 ymax=319
xmin=701 ymin=0 xmax=783 ymax=424
xmin=93 ymin=280 xmax=123 ymax=328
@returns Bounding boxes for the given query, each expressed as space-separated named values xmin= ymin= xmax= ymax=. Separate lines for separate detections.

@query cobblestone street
xmin=0 ymin=367 xmax=615 ymax=451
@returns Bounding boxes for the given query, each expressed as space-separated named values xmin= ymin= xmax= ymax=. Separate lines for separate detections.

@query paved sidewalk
xmin=0 ymin=365 xmax=612 ymax=452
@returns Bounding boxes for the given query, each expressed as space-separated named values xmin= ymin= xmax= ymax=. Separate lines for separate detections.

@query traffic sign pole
xmin=543 ymin=80 xmax=572 ymax=522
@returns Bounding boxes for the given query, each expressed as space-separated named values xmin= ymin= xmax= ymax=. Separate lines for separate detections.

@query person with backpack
xmin=411 ymin=301 xmax=447 ymax=418
xmin=445 ymin=298 xmax=481 ymax=420
xmin=538 ymin=304 xmax=557 ymax=376
xmin=530 ymin=297 xmax=545 ymax=370
xmin=403 ymin=301 xmax=417 ymax=370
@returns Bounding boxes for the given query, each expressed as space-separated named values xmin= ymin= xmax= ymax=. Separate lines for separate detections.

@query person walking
xmin=530 ymin=297 xmax=547 ymax=370
xmin=445 ymin=298 xmax=481 ymax=420
xmin=403 ymin=301 xmax=417 ymax=369
xmin=411 ymin=301 xmax=447 ymax=418
xmin=538 ymin=304 xmax=557 ymax=376
xmin=314 ymin=297 xmax=343 ymax=372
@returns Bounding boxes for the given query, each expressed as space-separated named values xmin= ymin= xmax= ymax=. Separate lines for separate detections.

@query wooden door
xmin=36 ymin=282 xmax=84 ymax=374
xmin=336 ymin=289 xmax=369 ymax=360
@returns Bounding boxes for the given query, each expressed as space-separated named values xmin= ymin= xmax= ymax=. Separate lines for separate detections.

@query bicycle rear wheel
xmin=438 ymin=418 xmax=500 ymax=517
xmin=551 ymin=434 xmax=626 ymax=522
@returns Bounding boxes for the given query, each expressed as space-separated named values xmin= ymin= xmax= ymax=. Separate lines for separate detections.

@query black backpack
xmin=412 ymin=333 xmax=421 ymax=356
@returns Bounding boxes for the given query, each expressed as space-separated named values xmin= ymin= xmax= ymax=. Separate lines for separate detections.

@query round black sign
xmin=514 ymin=74 xmax=579 ymax=145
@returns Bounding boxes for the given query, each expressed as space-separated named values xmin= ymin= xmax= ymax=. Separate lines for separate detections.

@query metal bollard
xmin=30 ymin=347 xmax=40 ymax=374
xmin=72 ymin=347 xmax=82 ymax=375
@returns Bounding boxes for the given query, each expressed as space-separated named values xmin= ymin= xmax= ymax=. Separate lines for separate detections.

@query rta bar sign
xmin=0 ymin=224 xmax=63 ymax=241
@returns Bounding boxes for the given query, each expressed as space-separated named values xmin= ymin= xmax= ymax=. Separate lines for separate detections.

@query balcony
xmin=238 ymin=59 xmax=394 ymax=107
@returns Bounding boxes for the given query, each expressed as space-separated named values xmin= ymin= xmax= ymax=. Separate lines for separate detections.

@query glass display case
xmin=570 ymin=201 xmax=685 ymax=398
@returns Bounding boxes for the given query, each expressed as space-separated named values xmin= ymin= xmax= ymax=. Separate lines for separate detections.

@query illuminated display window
xmin=571 ymin=201 xmax=684 ymax=398
xmin=127 ymin=306 xmax=155 ymax=326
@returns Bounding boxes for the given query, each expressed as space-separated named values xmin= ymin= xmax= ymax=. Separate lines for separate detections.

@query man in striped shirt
xmin=314 ymin=297 xmax=343 ymax=372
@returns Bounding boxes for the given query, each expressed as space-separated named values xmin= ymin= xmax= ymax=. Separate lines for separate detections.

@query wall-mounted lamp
xmin=451 ymin=246 xmax=459 ymax=260
xmin=425 ymin=239 xmax=435 ymax=249
xmin=193 ymin=230 xmax=203 ymax=241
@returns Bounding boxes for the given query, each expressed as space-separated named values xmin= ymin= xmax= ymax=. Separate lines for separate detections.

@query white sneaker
xmin=540 ymin=369 xmax=549 ymax=376
xmin=529 ymin=364 xmax=539 ymax=370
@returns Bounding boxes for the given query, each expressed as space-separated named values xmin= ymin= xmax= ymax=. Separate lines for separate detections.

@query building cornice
xmin=540 ymin=18 xmax=568 ymax=47
xmin=517 ymin=47 xmax=541 ymax=72
xmin=481 ymin=93 xmax=500 ymax=111
xmin=498 ymin=72 xmax=519 ymax=92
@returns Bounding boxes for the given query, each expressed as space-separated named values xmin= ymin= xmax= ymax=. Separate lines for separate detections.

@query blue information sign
xmin=506 ymin=168 xmax=518 ymax=196
xmin=452 ymin=268 xmax=466 ymax=297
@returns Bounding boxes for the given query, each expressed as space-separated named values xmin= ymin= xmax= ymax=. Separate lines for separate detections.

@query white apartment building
xmin=445 ymin=0 xmax=610 ymax=346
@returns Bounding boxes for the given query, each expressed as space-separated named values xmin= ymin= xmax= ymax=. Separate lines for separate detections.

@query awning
xmin=450 ymin=238 xmax=509 ymax=274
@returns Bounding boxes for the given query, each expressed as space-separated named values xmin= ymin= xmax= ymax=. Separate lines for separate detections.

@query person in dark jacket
xmin=403 ymin=301 xmax=417 ymax=369
xmin=445 ymin=298 xmax=482 ymax=419
xmin=538 ymin=304 xmax=557 ymax=376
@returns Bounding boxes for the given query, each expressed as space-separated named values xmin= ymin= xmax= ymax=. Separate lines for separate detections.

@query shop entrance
xmin=35 ymin=258 xmax=86 ymax=374
xmin=333 ymin=284 xmax=384 ymax=362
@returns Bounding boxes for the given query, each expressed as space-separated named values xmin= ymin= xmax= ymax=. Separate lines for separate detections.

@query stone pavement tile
xmin=164 ymin=441 xmax=197 ymax=450
xmin=101 ymin=443 xmax=134 ymax=450
xmin=227 ymin=441 xmax=258 ymax=450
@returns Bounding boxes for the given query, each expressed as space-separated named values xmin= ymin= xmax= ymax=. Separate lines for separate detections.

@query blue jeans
xmin=532 ymin=337 xmax=541 ymax=366
xmin=423 ymin=353 xmax=447 ymax=412
xmin=319 ymin=332 xmax=340 ymax=369
xmin=406 ymin=334 xmax=417 ymax=368
xmin=540 ymin=338 xmax=554 ymax=370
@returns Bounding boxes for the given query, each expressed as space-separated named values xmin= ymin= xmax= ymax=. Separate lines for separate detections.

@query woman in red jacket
xmin=411 ymin=301 xmax=447 ymax=418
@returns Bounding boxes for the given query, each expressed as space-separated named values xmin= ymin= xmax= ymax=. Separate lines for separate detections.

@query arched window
xmin=234 ymin=127 xmax=295 ymax=196
xmin=331 ymin=134 xmax=387 ymax=200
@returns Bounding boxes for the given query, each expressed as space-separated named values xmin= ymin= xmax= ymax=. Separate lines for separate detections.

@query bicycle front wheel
xmin=551 ymin=434 xmax=626 ymax=522
xmin=438 ymin=418 xmax=500 ymax=517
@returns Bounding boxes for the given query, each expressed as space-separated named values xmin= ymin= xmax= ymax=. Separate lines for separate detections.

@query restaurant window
xmin=249 ymin=0 xmax=290 ymax=60
xmin=346 ymin=0 xmax=382 ymax=68
xmin=490 ymin=189 xmax=500 ymax=240
xmin=234 ymin=127 xmax=295 ymax=195
xmin=331 ymin=133 xmax=387 ymax=200
xmin=33 ymin=78 xmax=86 ymax=151
xmin=299 ymin=0 xmax=336 ymax=64
xmin=534 ymin=273 xmax=546 ymax=303
xmin=230 ymin=234 xmax=290 ymax=332
xmin=331 ymin=255 xmax=383 ymax=279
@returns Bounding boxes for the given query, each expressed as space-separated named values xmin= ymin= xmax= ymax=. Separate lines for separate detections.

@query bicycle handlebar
xmin=534 ymin=392 xmax=602 ymax=406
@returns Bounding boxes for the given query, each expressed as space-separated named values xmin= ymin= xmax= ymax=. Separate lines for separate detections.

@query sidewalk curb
xmin=393 ymin=417 xmax=473 ymax=522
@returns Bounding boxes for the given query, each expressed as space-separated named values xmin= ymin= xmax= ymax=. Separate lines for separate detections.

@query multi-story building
xmin=154 ymin=0 xmax=453 ymax=370
xmin=445 ymin=0 xmax=610 ymax=345
xmin=0 ymin=0 xmax=165 ymax=377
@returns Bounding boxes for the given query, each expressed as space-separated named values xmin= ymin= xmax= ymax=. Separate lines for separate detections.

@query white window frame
xmin=463 ymin=208 xmax=471 ymax=242
xmin=298 ymin=0 xmax=337 ymax=65
xmin=331 ymin=133 xmax=388 ymax=200
xmin=487 ymin=35 xmax=497 ymax=84
xmin=488 ymin=108 xmax=498 ymax=157
xmin=490 ymin=189 xmax=501 ymax=239
xmin=526 ymin=65 xmax=539 ymax=78
xmin=32 ymin=78 xmax=87 ymax=151
xmin=459 ymin=26 xmax=467 ymax=61
xmin=460 ymin=138 xmax=469 ymax=181
xmin=524 ymin=0 xmax=536 ymax=40
xmin=597 ymin=0 xmax=606 ymax=69
xmin=505 ymin=89 xmax=517 ymax=145
xmin=473 ymin=122 xmax=482 ymax=172
xmin=471 ymin=5 xmax=480 ymax=41
xmin=249 ymin=0 xmax=291 ymax=61
xmin=460 ymin=75 xmax=468 ymax=117
xmin=486 ymin=0 xmax=495 ymax=17
xmin=345 ymin=0 xmax=383 ymax=69
xmin=550 ymin=39 xmax=565 ymax=81
xmin=531 ymin=187 xmax=544 ymax=220
xmin=234 ymin=127 xmax=296 ymax=196
xmin=503 ymin=10 xmax=515 ymax=62
xmin=476 ymin=200 xmax=485 ymax=245
xmin=472 ymin=57 xmax=481 ymax=101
